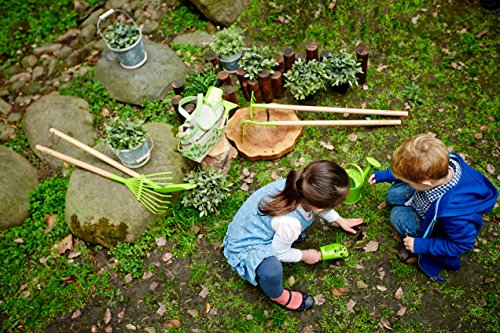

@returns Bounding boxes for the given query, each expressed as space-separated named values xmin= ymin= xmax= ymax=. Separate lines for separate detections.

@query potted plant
xmin=97 ymin=9 xmax=147 ymax=69
xmin=210 ymin=27 xmax=244 ymax=73
xmin=239 ymin=45 xmax=279 ymax=80
xmin=104 ymin=117 xmax=151 ymax=168
xmin=322 ymin=49 xmax=362 ymax=93
xmin=283 ymin=58 xmax=327 ymax=100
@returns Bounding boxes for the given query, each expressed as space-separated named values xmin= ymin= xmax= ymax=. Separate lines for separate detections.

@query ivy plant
xmin=322 ymin=50 xmax=362 ymax=87
xmin=284 ymin=58 xmax=327 ymax=100
xmin=184 ymin=68 xmax=221 ymax=97
xmin=105 ymin=22 xmax=140 ymax=50
xmin=240 ymin=45 xmax=279 ymax=80
xmin=181 ymin=168 xmax=233 ymax=217
xmin=209 ymin=27 xmax=244 ymax=58
xmin=104 ymin=117 xmax=147 ymax=151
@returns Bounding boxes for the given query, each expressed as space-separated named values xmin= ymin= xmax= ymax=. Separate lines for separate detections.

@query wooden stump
xmin=226 ymin=107 xmax=303 ymax=161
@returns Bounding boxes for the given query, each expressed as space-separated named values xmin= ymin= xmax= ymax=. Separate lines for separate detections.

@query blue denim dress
xmin=223 ymin=179 xmax=314 ymax=286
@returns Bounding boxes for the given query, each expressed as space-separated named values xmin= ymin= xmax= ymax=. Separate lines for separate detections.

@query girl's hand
xmin=301 ymin=249 xmax=322 ymax=264
xmin=403 ymin=236 xmax=415 ymax=253
xmin=368 ymin=174 xmax=377 ymax=185
xmin=336 ymin=217 xmax=364 ymax=234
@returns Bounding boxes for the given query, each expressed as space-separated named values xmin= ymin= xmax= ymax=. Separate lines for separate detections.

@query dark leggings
xmin=255 ymin=256 xmax=284 ymax=298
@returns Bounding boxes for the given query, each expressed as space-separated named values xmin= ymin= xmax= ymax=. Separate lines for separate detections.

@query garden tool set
xmin=241 ymin=93 xmax=408 ymax=141
xmin=36 ymin=128 xmax=196 ymax=215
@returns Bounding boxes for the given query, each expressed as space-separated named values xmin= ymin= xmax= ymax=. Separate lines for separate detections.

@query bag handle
xmin=178 ymin=94 xmax=203 ymax=121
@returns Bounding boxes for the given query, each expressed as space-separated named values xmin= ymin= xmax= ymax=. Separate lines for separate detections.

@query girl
xmin=223 ymin=160 xmax=364 ymax=311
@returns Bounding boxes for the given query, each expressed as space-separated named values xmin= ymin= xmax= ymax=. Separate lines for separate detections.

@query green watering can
xmin=344 ymin=157 xmax=382 ymax=205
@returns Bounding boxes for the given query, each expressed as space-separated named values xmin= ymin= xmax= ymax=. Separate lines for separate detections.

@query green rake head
xmin=139 ymin=171 xmax=197 ymax=193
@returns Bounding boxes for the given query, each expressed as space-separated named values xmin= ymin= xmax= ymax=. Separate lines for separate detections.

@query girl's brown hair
xmin=258 ymin=160 xmax=350 ymax=216
xmin=390 ymin=134 xmax=449 ymax=182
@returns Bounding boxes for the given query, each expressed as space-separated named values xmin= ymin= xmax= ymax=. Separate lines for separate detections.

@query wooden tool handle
xmin=35 ymin=144 xmax=115 ymax=179
xmin=255 ymin=103 xmax=408 ymax=117
xmin=49 ymin=128 xmax=140 ymax=178
xmin=268 ymin=119 xmax=401 ymax=126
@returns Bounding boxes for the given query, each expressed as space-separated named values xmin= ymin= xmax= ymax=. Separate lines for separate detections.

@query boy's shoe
xmin=398 ymin=248 xmax=418 ymax=265
xmin=273 ymin=289 xmax=314 ymax=311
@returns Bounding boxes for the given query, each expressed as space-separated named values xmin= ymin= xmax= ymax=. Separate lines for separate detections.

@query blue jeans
xmin=255 ymin=256 xmax=283 ymax=298
xmin=386 ymin=183 xmax=422 ymax=238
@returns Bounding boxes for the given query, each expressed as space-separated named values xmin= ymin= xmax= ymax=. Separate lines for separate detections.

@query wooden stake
xmin=283 ymin=47 xmax=296 ymax=71
xmin=271 ymin=71 xmax=285 ymax=99
xmin=274 ymin=54 xmax=285 ymax=73
xmin=356 ymin=45 xmax=369 ymax=85
xmin=236 ymin=67 xmax=250 ymax=101
xmin=223 ymin=85 xmax=238 ymax=106
xmin=252 ymin=103 xmax=408 ymax=117
xmin=306 ymin=41 xmax=319 ymax=61
xmin=204 ymin=52 xmax=219 ymax=67
xmin=251 ymin=119 xmax=402 ymax=127
xmin=217 ymin=70 xmax=232 ymax=86
xmin=171 ymin=95 xmax=183 ymax=119
xmin=259 ymin=70 xmax=274 ymax=103
xmin=171 ymin=80 xmax=184 ymax=95
xmin=248 ymin=80 xmax=263 ymax=103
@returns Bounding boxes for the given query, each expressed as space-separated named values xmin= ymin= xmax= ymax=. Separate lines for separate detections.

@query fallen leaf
xmin=457 ymin=28 xmax=467 ymax=34
xmin=377 ymin=64 xmax=389 ymax=72
xmin=199 ymin=285 xmax=209 ymax=299
xmin=376 ymin=285 xmax=387 ymax=291
xmin=104 ymin=325 xmax=112 ymax=333
xmin=162 ymin=252 xmax=173 ymax=262
xmin=396 ymin=306 xmax=407 ymax=316
xmin=320 ymin=141 xmax=334 ymax=150
xmin=205 ymin=302 xmax=211 ymax=314
xmin=242 ymin=168 xmax=250 ymax=176
xmin=187 ymin=309 xmax=198 ymax=317
xmin=125 ymin=324 xmax=136 ymax=330
xmin=332 ymin=287 xmax=348 ymax=296
xmin=124 ymin=274 xmax=133 ymax=283
xmin=302 ymin=326 xmax=315 ymax=333
xmin=164 ymin=319 xmax=181 ymax=328
xmin=380 ymin=318 xmax=393 ymax=330
xmin=378 ymin=270 xmax=385 ymax=280
xmin=22 ymin=290 xmax=30 ymax=298
xmin=142 ymin=271 xmax=153 ymax=280
xmin=103 ymin=308 xmax=111 ymax=325
xmin=271 ymin=172 xmax=280 ymax=180
xmin=14 ymin=238 xmax=24 ymax=243
xmin=288 ymin=276 xmax=296 ymax=287
xmin=348 ymin=133 xmax=358 ymax=142
xmin=484 ymin=277 xmax=496 ymax=284
xmin=61 ymin=276 xmax=77 ymax=283
xmin=68 ymin=252 xmax=81 ymax=259
xmin=486 ymin=164 xmax=495 ymax=175
xmin=363 ymin=240 xmax=379 ymax=252
xmin=71 ymin=309 xmax=82 ymax=319
xmin=101 ymin=108 xmax=111 ymax=117
xmin=377 ymin=201 xmax=387 ymax=210
xmin=39 ymin=257 xmax=48 ymax=264
xmin=57 ymin=234 xmax=73 ymax=255
xmin=117 ymin=308 xmax=125 ymax=324
xmin=362 ymin=84 xmax=369 ymax=91
xmin=314 ymin=294 xmax=326 ymax=305
xmin=156 ymin=303 xmax=167 ymax=316
xmin=476 ymin=29 xmax=488 ymax=39
xmin=357 ymin=280 xmax=368 ymax=289
xmin=346 ymin=299 xmax=356 ymax=313
xmin=149 ymin=281 xmax=159 ymax=291
xmin=144 ymin=327 xmax=155 ymax=333
xmin=478 ymin=298 xmax=487 ymax=307
xmin=394 ymin=286 xmax=404 ymax=300
xmin=241 ymin=183 xmax=249 ymax=191
xmin=156 ymin=237 xmax=167 ymax=247
xmin=44 ymin=214 xmax=57 ymax=234
xmin=411 ymin=15 xmax=420 ymax=24
xmin=342 ymin=146 xmax=349 ymax=152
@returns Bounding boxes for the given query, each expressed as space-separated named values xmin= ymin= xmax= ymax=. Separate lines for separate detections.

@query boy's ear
xmin=421 ymin=180 xmax=433 ymax=187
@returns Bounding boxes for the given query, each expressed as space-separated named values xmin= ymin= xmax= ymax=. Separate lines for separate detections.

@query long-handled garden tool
xmin=36 ymin=144 xmax=170 ymax=215
xmin=241 ymin=93 xmax=408 ymax=141
xmin=49 ymin=128 xmax=196 ymax=194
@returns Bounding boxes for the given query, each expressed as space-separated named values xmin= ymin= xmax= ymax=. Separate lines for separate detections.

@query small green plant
xmin=403 ymin=82 xmax=424 ymax=104
xmin=210 ymin=27 xmax=244 ymax=58
xmin=322 ymin=49 xmax=363 ymax=87
xmin=184 ymin=68 xmax=221 ymax=97
xmin=105 ymin=22 xmax=140 ymax=49
xmin=284 ymin=58 xmax=327 ymax=100
xmin=239 ymin=45 xmax=279 ymax=80
xmin=181 ymin=168 xmax=233 ymax=217
xmin=104 ymin=117 xmax=147 ymax=151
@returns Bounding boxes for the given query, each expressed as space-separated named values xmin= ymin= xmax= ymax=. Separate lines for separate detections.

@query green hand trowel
xmin=344 ymin=156 xmax=382 ymax=205
xmin=320 ymin=243 xmax=349 ymax=260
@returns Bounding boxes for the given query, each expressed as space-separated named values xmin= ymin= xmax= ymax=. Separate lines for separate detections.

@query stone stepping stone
xmin=0 ymin=146 xmax=39 ymax=229
xmin=94 ymin=39 xmax=186 ymax=106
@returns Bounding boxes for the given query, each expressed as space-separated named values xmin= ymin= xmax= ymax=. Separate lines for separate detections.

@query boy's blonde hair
xmin=390 ymin=134 xmax=449 ymax=182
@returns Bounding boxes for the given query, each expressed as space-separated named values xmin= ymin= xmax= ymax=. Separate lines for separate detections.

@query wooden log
xmin=235 ymin=67 xmax=251 ymax=101
xmin=283 ymin=47 xmax=296 ymax=71
xmin=306 ymin=41 xmax=319 ymax=61
xmin=171 ymin=80 xmax=184 ymax=95
xmin=171 ymin=95 xmax=183 ymax=119
xmin=223 ymin=85 xmax=238 ymax=107
xmin=274 ymin=54 xmax=285 ymax=73
xmin=271 ymin=71 xmax=285 ymax=99
xmin=258 ymin=69 xmax=274 ymax=103
xmin=204 ymin=52 xmax=219 ymax=67
xmin=356 ymin=45 xmax=369 ymax=84
xmin=217 ymin=70 xmax=232 ymax=86
xmin=247 ymin=80 xmax=263 ymax=103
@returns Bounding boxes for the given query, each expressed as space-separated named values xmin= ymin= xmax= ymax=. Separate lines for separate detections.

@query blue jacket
xmin=375 ymin=153 xmax=498 ymax=280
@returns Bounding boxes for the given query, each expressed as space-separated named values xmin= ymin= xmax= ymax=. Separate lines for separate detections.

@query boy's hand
xmin=336 ymin=217 xmax=364 ymax=234
xmin=403 ymin=236 xmax=415 ymax=253
xmin=301 ymin=249 xmax=322 ymax=264
xmin=368 ymin=174 xmax=377 ymax=185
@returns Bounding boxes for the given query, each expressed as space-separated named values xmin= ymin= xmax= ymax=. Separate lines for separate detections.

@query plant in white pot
xmin=104 ymin=117 xmax=151 ymax=168
xmin=322 ymin=49 xmax=362 ymax=93
xmin=97 ymin=9 xmax=147 ymax=69
xmin=210 ymin=27 xmax=244 ymax=73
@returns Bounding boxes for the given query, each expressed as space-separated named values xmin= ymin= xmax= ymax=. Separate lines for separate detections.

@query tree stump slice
xmin=226 ymin=107 xmax=303 ymax=161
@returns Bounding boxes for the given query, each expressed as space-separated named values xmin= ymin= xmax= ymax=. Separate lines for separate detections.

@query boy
xmin=369 ymin=134 xmax=498 ymax=280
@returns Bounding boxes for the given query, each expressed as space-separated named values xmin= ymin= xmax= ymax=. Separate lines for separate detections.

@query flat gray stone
xmin=21 ymin=55 xmax=38 ymax=68
xmin=33 ymin=43 xmax=63 ymax=56
xmin=0 ymin=124 xmax=15 ymax=141
xmin=65 ymin=122 xmax=194 ymax=247
xmin=24 ymin=93 xmax=96 ymax=167
xmin=0 ymin=98 xmax=11 ymax=115
xmin=172 ymin=30 xmax=213 ymax=48
xmin=0 ymin=146 xmax=39 ymax=229
xmin=190 ymin=0 xmax=251 ymax=26
xmin=94 ymin=39 xmax=186 ymax=105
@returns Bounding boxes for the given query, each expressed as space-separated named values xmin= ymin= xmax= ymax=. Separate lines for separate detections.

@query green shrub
xmin=322 ymin=49 xmax=362 ymax=87
xmin=184 ymin=68 xmax=221 ymax=97
xmin=240 ymin=45 xmax=278 ymax=80
xmin=104 ymin=22 xmax=140 ymax=49
xmin=104 ymin=117 xmax=147 ymax=151
xmin=284 ymin=58 xmax=327 ymax=100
